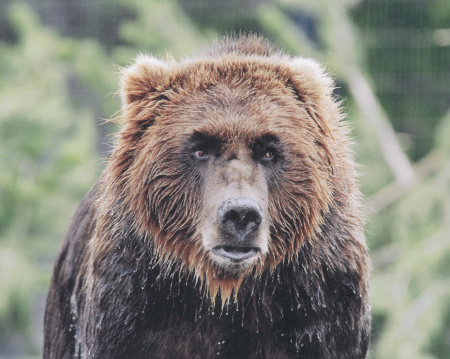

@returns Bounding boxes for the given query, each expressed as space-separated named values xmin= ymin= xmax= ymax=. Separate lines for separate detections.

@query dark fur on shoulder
xmin=44 ymin=35 xmax=371 ymax=359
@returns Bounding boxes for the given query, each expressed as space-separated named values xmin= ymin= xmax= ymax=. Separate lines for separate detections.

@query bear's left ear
xmin=288 ymin=57 xmax=338 ymax=140
xmin=288 ymin=57 xmax=334 ymax=102
xmin=120 ymin=54 xmax=172 ymax=107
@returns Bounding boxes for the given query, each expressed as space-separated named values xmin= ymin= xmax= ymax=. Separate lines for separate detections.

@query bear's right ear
xmin=120 ymin=55 xmax=172 ymax=107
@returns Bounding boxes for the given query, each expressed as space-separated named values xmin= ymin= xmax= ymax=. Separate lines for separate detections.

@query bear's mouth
xmin=212 ymin=246 xmax=259 ymax=262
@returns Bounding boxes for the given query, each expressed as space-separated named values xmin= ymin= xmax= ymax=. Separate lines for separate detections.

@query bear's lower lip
xmin=212 ymin=246 xmax=259 ymax=262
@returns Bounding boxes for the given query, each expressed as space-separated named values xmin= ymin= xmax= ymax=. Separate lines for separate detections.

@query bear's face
xmin=178 ymin=84 xmax=284 ymax=275
xmin=106 ymin=55 xmax=337 ymax=300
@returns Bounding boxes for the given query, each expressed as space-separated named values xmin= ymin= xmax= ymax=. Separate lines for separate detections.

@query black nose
xmin=218 ymin=198 xmax=262 ymax=241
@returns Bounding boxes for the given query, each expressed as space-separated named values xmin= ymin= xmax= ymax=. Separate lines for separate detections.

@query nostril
xmin=244 ymin=211 xmax=261 ymax=226
xmin=222 ymin=209 xmax=260 ymax=229
xmin=222 ymin=209 xmax=241 ymax=226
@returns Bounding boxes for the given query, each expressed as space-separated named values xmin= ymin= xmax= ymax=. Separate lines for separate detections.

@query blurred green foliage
xmin=0 ymin=4 xmax=100 ymax=355
xmin=369 ymin=114 xmax=450 ymax=358
xmin=0 ymin=0 xmax=448 ymax=357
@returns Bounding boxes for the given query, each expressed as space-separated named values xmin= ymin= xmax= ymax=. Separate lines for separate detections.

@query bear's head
xmin=97 ymin=37 xmax=346 ymax=302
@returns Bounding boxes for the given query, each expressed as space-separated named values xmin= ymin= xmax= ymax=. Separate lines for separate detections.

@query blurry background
xmin=0 ymin=0 xmax=449 ymax=358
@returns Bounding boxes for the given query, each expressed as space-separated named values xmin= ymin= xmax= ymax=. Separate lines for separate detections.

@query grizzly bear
xmin=44 ymin=35 xmax=371 ymax=359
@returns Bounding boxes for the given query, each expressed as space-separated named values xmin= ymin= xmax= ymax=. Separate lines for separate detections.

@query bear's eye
xmin=262 ymin=151 xmax=275 ymax=161
xmin=193 ymin=149 xmax=209 ymax=160
xmin=189 ymin=132 xmax=220 ymax=161
xmin=252 ymin=134 xmax=280 ymax=164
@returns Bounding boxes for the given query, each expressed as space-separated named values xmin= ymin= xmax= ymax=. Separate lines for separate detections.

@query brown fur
xmin=44 ymin=35 xmax=370 ymax=359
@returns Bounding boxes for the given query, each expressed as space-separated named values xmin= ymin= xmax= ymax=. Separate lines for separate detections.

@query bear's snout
xmin=218 ymin=198 xmax=262 ymax=240
xmin=213 ymin=198 xmax=263 ymax=262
